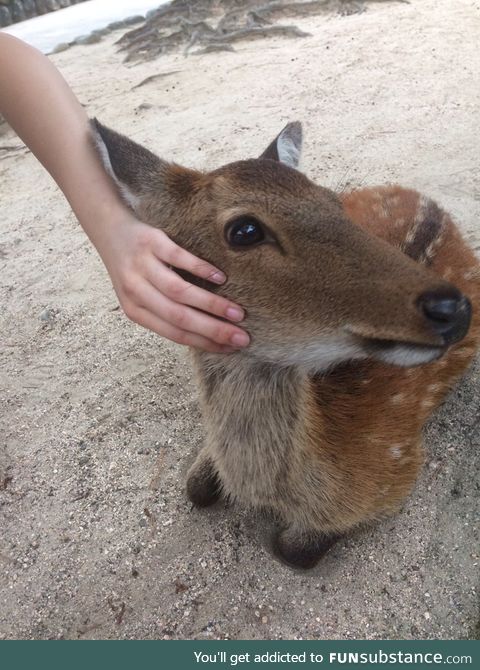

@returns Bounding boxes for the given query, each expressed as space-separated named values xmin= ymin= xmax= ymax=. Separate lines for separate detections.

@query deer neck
xmin=191 ymin=352 xmax=310 ymax=501
xmin=193 ymin=352 xmax=306 ymax=424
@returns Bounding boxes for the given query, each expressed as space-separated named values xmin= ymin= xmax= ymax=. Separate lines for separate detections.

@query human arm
xmin=0 ymin=33 xmax=249 ymax=353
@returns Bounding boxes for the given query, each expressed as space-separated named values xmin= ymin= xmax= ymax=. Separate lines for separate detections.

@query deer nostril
xmin=423 ymin=298 xmax=462 ymax=322
xmin=418 ymin=290 xmax=472 ymax=344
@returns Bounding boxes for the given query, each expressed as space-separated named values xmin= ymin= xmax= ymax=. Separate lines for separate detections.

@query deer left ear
xmin=90 ymin=118 xmax=168 ymax=210
xmin=259 ymin=121 xmax=303 ymax=169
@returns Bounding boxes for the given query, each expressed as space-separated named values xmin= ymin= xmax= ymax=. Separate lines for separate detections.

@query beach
xmin=0 ymin=0 xmax=479 ymax=640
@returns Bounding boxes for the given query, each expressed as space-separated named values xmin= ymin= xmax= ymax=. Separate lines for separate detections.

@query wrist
xmin=75 ymin=193 xmax=135 ymax=252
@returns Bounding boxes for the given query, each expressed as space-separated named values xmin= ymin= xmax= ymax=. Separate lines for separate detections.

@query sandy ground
xmin=1 ymin=0 xmax=479 ymax=640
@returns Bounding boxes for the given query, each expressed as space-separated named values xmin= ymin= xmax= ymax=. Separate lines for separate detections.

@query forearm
xmin=0 ymin=33 xmax=124 ymax=251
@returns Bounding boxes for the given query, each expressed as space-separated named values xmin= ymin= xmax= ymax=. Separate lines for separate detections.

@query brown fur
xmin=91 ymin=120 xmax=480 ymax=568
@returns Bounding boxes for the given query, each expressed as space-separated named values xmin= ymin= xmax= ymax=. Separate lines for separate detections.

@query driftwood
xmin=116 ymin=0 xmax=403 ymax=63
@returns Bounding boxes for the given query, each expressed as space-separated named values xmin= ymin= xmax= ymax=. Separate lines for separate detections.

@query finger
xmin=131 ymin=306 xmax=237 ymax=354
xmin=146 ymin=260 xmax=246 ymax=323
xmin=135 ymin=280 xmax=250 ymax=348
xmin=153 ymin=234 xmax=227 ymax=285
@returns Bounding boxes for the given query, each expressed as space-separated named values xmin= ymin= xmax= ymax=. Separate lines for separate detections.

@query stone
xmin=0 ymin=6 xmax=12 ymax=28
xmin=23 ymin=0 xmax=37 ymax=19
xmin=145 ymin=8 xmax=160 ymax=20
xmin=10 ymin=1 xmax=26 ymax=23
xmin=91 ymin=27 xmax=110 ymax=37
xmin=35 ymin=0 xmax=48 ymax=14
xmin=39 ymin=308 xmax=56 ymax=323
xmin=46 ymin=0 xmax=60 ymax=12
xmin=35 ymin=0 xmax=48 ymax=15
xmin=51 ymin=42 xmax=71 ymax=54
xmin=122 ymin=15 xmax=145 ymax=26
xmin=107 ymin=20 xmax=127 ymax=31
xmin=74 ymin=32 xmax=102 ymax=46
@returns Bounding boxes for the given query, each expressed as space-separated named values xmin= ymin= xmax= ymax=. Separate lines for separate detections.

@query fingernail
xmin=230 ymin=332 xmax=250 ymax=347
xmin=226 ymin=307 xmax=244 ymax=322
xmin=210 ymin=271 xmax=226 ymax=285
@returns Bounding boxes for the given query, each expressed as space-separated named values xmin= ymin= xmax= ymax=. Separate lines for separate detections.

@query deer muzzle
xmin=417 ymin=289 xmax=472 ymax=346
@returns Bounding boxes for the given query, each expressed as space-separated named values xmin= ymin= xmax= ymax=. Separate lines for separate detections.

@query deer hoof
xmin=272 ymin=528 xmax=338 ymax=569
xmin=186 ymin=458 xmax=221 ymax=508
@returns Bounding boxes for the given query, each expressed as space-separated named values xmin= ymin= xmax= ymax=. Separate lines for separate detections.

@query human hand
xmin=96 ymin=210 xmax=250 ymax=353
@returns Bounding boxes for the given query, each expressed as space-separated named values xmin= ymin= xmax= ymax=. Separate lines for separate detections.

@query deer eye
xmin=226 ymin=216 xmax=265 ymax=248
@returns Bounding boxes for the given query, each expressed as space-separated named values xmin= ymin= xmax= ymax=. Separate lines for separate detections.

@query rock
xmin=34 ymin=0 xmax=49 ymax=14
xmin=107 ymin=20 xmax=128 ymax=31
xmin=23 ymin=0 xmax=37 ymax=19
xmin=74 ymin=26 xmax=111 ymax=45
xmin=46 ymin=0 xmax=60 ymax=12
xmin=0 ymin=6 xmax=12 ymax=27
xmin=51 ymin=42 xmax=71 ymax=53
xmin=145 ymin=8 xmax=160 ymax=21
xmin=91 ymin=27 xmax=111 ymax=37
xmin=74 ymin=33 xmax=102 ymax=46
xmin=3 ymin=0 xmax=60 ymax=21
xmin=39 ymin=308 xmax=56 ymax=323
xmin=122 ymin=15 xmax=145 ymax=26
xmin=10 ymin=0 xmax=26 ymax=23
xmin=105 ymin=14 xmax=144 ymax=35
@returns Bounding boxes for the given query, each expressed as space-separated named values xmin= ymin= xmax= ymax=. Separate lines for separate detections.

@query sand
xmin=0 ymin=0 xmax=479 ymax=640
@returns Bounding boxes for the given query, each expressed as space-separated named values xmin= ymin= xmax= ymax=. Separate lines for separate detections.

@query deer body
xmin=92 ymin=120 xmax=480 ymax=568
xmin=188 ymin=185 xmax=480 ymax=565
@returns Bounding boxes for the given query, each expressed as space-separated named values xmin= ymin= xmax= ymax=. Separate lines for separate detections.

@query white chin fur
xmin=252 ymin=334 xmax=367 ymax=372
xmin=371 ymin=343 xmax=444 ymax=366
xmin=251 ymin=333 xmax=443 ymax=371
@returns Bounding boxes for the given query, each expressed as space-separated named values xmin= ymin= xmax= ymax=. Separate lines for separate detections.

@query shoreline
xmin=1 ymin=0 xmax=169 ymax=53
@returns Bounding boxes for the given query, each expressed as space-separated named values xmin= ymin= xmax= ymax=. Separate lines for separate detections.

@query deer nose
xmin=418 ymin=289 xmax=472 ymax=345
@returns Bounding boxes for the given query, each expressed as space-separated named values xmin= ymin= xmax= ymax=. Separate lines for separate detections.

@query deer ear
xmin=90 ymin=118 xmax=167 ymax=210
xmin=259 ymin=121 xmax=303 ymax=169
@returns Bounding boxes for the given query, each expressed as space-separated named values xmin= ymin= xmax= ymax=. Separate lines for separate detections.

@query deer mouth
xmin=358 ymin=336 xmax=446 ymax=367
xmin=345 ymin=290 xmax=471 ymax=368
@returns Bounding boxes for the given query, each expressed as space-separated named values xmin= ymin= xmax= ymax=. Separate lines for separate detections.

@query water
xmin=1 ymin=0 xmax=170 ymax=54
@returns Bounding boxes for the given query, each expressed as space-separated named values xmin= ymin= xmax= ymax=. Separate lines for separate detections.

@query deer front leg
xmin=186 ymin=449 xmax=222 ymax=507
xmin=273 ymin=524 xmax=340 ymax=569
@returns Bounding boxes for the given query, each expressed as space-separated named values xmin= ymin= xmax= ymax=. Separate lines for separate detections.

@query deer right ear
xmin=259 ymin=121 xmax=303 ymax=169
xmin=90 ymin=118 xmax=168 ymax=210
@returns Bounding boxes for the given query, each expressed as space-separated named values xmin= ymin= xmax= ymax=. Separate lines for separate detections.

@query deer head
xmin=91 ymin=119 xmax=471 ymax=371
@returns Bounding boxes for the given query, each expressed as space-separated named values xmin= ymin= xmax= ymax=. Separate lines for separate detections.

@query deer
xmin=91 ymin=118 xmax=480 ymax=569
